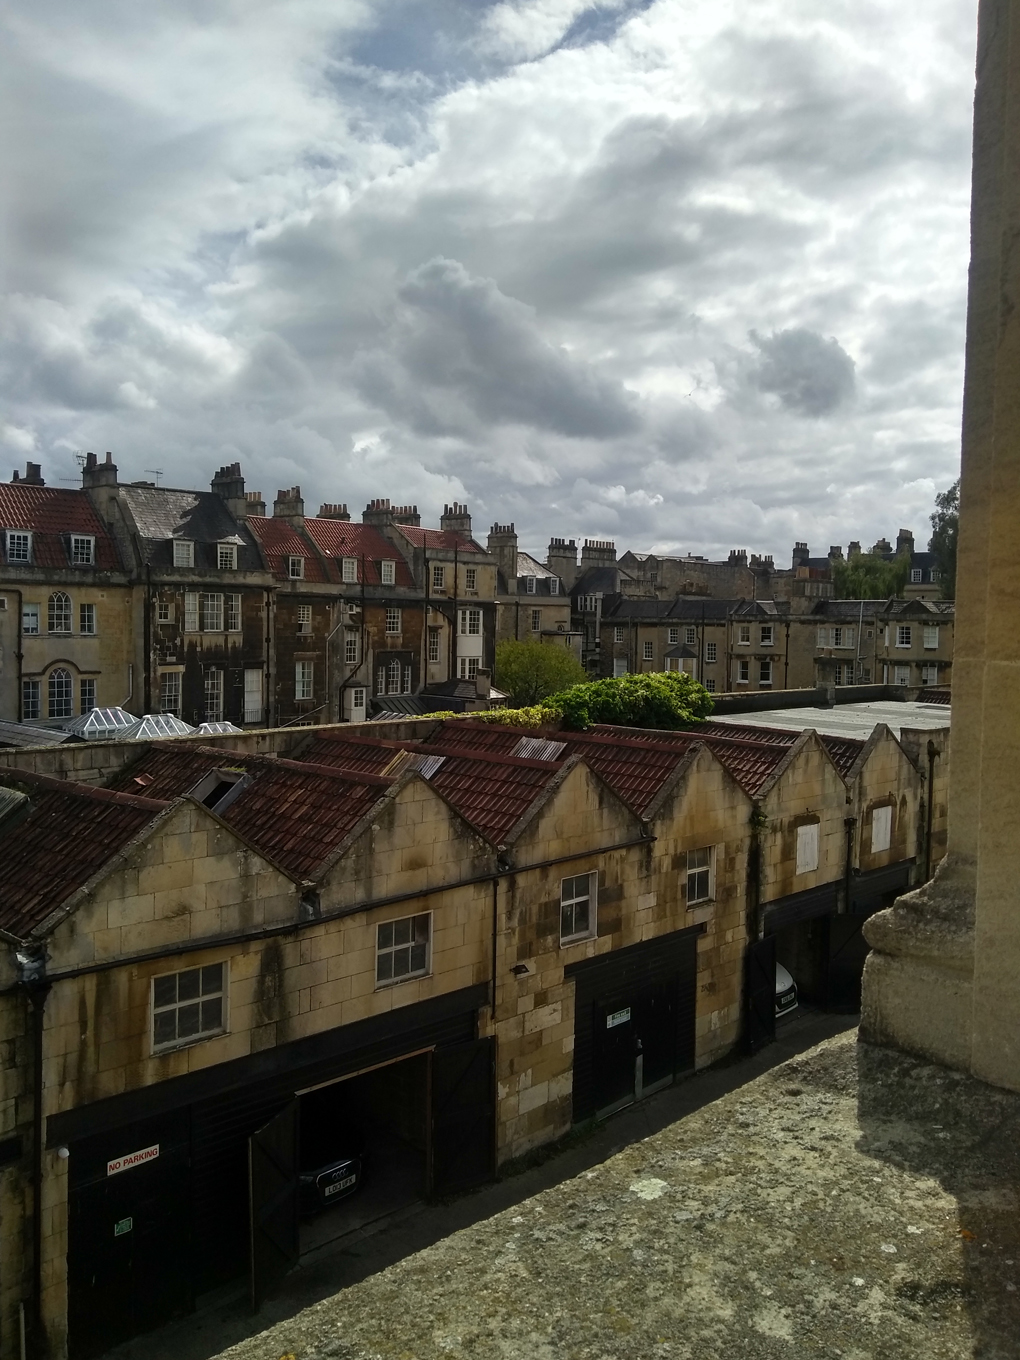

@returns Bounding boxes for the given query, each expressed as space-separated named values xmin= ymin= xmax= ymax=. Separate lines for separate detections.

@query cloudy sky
xmin=1 ymin=0 xmax=976 ymax=561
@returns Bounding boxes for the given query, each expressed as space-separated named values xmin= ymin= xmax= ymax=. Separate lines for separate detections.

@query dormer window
xmin=70 ymin=535 xmax=95 ymax=565
xmin=381 ymin=560 xmax=396 ymax=585
xmin=549 ymin=578 xmax=559 ymax=595
xmin=5 ymin=530 xmax=31 ymax=563
xmin=173 ymin=540 xmax=195 ymax=568
xmin=289 ymin=556 xmax=305 ymax=579
xmin=217 ymin=543 xmax=237 ymax=570
xmin=342 ymin=557 xmax=357 ymax=583
xmin=525 ymin=575 xmax=536 ymax=594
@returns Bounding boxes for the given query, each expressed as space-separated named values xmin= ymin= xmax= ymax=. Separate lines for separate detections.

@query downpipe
xmin=17 ymin=944 xmax=50 ymax=1360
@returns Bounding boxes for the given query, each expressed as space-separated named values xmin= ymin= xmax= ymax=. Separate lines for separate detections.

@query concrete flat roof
xmin=713 ymin=699 xmax=951 ymax=740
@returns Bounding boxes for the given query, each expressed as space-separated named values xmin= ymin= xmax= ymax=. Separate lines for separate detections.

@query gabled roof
xmin=0 ymin=483 xmax=123 ymax=570
xmin=600 ymin=595 xmax=734 ymax=622
xmin=118 ymin=486 xmax=264 ymax=571
xmin=246 ymin=516 xmax=329 ymax=583
xmin=302 ymin=518 xmax=415 ymax=587
xmin=395 ymin=524 xmax=484 ymax=554
xmin=0 ymin=772 xmax=168 ymax=937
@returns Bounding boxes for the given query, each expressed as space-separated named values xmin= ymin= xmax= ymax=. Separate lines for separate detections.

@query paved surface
xmin=107 ymin=1008 xmax=855 ymax=1360
xmin=213 ymin=1025 xmax=1020 ymax=1360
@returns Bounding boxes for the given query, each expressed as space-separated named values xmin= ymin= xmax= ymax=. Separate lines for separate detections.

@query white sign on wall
xmin=606 ymin=1007 xmax=631 ymax=1029
xmin=107 ymin=1144 xmax=159 ymax=1176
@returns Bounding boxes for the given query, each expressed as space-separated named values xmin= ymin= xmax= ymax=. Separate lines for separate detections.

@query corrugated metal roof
xmin=711 ymin=701 xmax=951 ymax=740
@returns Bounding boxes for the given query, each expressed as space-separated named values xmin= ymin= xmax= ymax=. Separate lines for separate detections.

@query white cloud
xmin=0 ymin=0 xmax=973 ymax=559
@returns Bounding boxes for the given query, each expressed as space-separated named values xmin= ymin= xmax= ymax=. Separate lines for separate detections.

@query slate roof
xmin=303 ymin=519 xmax=416 ymax=587
xmin=0 ymin=774 xmax=168 ymax=937
xmin=118 ymin=486 xmax=264 ymax=571
xmin=0 ymin=483 xmax=123 ymax=570
xmin=395 ymin=525 xmax=484 ymax=554
xmin=246 ymin=516 xmax=329 ymax=583
xmin=0 ymin=721 xmax=79 ymax=749
xmin=600 ymin=596 xmax=734 ymax=622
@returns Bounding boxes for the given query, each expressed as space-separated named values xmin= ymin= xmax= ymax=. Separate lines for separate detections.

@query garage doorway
xmin=297 ymin=1051 xmax=430 ymax=1258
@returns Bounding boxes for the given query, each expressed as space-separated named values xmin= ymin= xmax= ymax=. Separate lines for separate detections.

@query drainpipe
xmin=924 ymin=739 xmax=938 ymax=880
xmin=13 ymin=588 xmax=24 ymax=720
xmin=17 ymin=943 xmax=50 ymax=1360
xmin=842 ymin=816 xmax=856 ymax=913
xmin=143 ymin=564 xmax=152 ymax=713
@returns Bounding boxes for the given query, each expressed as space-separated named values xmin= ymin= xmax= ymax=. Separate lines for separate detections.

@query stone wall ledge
xmin=863 ymin=853 xmax=975 ymax=969
xmin=213 ymin=1030 xmax=1020 ymax=1360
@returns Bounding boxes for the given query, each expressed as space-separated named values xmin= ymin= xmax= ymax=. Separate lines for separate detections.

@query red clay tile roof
xmin=107 ymin=743 xmax=392 ymax=878
xmin=395 ymin=525 xmax=484 ymax=554
xmin=0 ymin=773 xmax=167 ymax=936
xmin=0 ymin=484 xmax=123 ymax=570
xmin=245 ymin=516 xmax=330 ymax=583
xmin=300 ymin=736 xmax=397 ymax=775
xmin=303 ymin=519 xmax=415 ymax=587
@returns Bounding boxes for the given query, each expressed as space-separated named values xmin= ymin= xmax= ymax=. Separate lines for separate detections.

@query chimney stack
xmin=487 ymin=522 xmax=518 ymax=587
xmin=211 ymin=462 xmax=248 ymax=519
xmin=317 ymin=503 xmax=351 ymax=521
xmin=362 ymin=498 xmax=419 ymax=529
xmin=273 ymin=486 xmax=305 ymax=528
xmin=11 ymin=461 xmax=45 ymax=486
xmin=547 ymin=537 xmax=578 ymax=590
xmin=792 ymin=542 xmax=810 ymax=570
xmin=245 ymin=490 xmax=266 ymax=517
xmin=81 ymin=451 xmax=118 ymax=490
xmin=440 ymin=502 xmax=472 ymax=537
xmin=580 ymin=538 xmax=616 ymax=566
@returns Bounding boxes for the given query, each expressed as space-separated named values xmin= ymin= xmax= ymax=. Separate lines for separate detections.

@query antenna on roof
xmin=146 ymin=469 xmax=164 ymax=486
xmin=73 ymin=452 xmax=87 ymax=468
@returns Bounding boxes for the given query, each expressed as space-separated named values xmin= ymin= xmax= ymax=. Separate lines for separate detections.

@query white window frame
xmin=685 ymin=847 xmax=714 ymax=905
xmin=173 ymin=539 xmax=194 ymax=568
xmin=385 ymin=607 xmax=401 ymax=635
xmin=760 ymin=625 xmax=774 ymax=646
xmin=910 ymin=568 xmax=923 ymax=583
xmin=342 ymin=557 xmax=358 ymax=583
xmin=459 ymin=607 xmax=481 ymax=636
xmin=79 ymin=678 xmax=96 ymax=713
xmin=894 ymin=665 xmax=910 ymax=686
xmin=816 ymin=627 xmax=828 ymax=647
xmin=896 ymin=625 xmax=912 ymax=648
xmin=432 ymin=564 xmax=446 ymax=592
xmin=668 ymin=626 xmax=679 ymax=645
xmin=614 ymin=625 xmax=625 ymax=643
xmin=795 ymin=822 xmax=819 ymax=875
xmin=79 ymin=603 xmax=96 ymax=635
xmin=525 ymin=574 xmax=536 ymax=595
xmin=22 ymin=603 xmax=40 ymax=635
xmin=344 ymin=629 xmax=359 ymax=664
xmin=159 ymin=670 xmax=182 ymax=716
xmin=157 ymin=600 xmax=172 ymax=623
xmin=5 ymin=530 xmax=31 ymax=563
xmin=297 ymin=604 xmax=312 ymax=634
xmin=226 ymin=593 xmax=241 ymax=633
xmin=380 ymin=560 xmax=396 ymax=585
xmin=184 ymin=592 xmax=199 ymax=633
xmin=203 ymin=668 xmax=224 ymax=722
xmin=48 ymin=592 xmax=72 ymax=634
xmin=613 ymin=659 xmax=628 ymax=677
xmin=427 ymin=629 xmax=441 ymax=664
xmin=465 ymin=567 xmax=477 ymax=591
xmin=70 ymin=535 xmax=95 ymax=566
xmin=921 ymin=663 xmax=939 ymax=686
xmin=560 ymin=871 xmax=597 ymax=943
xmin=376 ymin=913 xmax=431 ymax=986
xmin=685 ymin=626 xmax=696 ymax=645
xmin=737 ymin=659 xmax=749 ymax=684
xmin=217 ymin=543 xmax=237 ymax=571
xmin=705 ymin=641 xmax=717 ymax=663
xmin=738 ymin=624 xmax=751 ymax=645
xmin=643 ymin=640 xmax=654 ymax=660
xmin=759 ymin=659 xmax=772 ymax=687
xmin=48 ymin=668 xmax=73 ymax=719
xmin=870 ymin=805 xmax=892 ymax=854
xmin=288 ymin=556 xmax=305 ymax=580
xmin=200 ymin=592 xmax=224 ymax=632
xmin=549 ymin=578 xmax=559 ymax=595
xmin=458 ymin=656 xmax=480 ymax=680
xmin=531 ymin=609 xmax=541 ymax=632
xmin=151 ymin=962 xmax=227 ymax=1053
xmin=295 ymin=660 xmax=314 ymax=700
xmin=923 ymin=626 xmax=939 ymax=649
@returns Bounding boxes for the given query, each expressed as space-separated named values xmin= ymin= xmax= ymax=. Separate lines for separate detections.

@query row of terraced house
xmin=0 ymin=700 xmax=949 ymax=1358
xmin=1 ymin=457 xmax=953 ymax=735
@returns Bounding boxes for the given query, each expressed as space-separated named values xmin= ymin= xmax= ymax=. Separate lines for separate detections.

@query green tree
xmin=832 ymin=551 xmax=911 ymax=600
xmin=546 ymin=670 xmax=713 ymax=732
xmin=928 ymin=478 xmax=959 ymax=599
xmin=494 ymin=640 xmax=587 ymax=706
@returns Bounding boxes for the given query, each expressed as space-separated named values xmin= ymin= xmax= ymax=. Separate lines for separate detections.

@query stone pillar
xmin=861 ymin=0 xmax=1020 ymax=1093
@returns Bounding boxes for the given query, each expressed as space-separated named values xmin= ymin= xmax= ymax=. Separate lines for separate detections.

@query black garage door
xmin=566 ymin=927 xmax=699 ymax=1122
xmin=61 ymin=985 xmax=492 ymax=1359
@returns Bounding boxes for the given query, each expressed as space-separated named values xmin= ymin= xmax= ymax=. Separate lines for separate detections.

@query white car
xmin=775 ymin=962 xmax=799 ymax=1018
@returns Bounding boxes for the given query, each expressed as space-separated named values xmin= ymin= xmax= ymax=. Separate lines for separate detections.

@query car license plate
xmin=324 ymin=1174 xmax=356 ymax=1198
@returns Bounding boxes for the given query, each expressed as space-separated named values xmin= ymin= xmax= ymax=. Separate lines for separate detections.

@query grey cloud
xmin=748 ymin=328 xmax=856 ymax=418
xmin=354 ymin=258 xmax=641 ymax=438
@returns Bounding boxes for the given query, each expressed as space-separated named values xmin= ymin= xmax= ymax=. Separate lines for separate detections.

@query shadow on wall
xmin=854 ymin=1042 xmax=1020 ymax=1353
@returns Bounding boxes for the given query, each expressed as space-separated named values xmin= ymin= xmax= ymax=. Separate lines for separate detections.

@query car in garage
xmin=298 ymin=1123 xmax=365 ymax=1214
xmin=775 ymin=962 xmax=799 ymax=1019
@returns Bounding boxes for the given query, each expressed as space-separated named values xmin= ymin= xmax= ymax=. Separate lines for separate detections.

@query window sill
xmin=152 ymin=1029 xmax=227 ymax=1056
xmin=375 ymin=970 xmax=430 ymax=990
xmin=686 ymin=904 xmax=713 ymax=926
xmin=560 ymin=932 xmax=597 ymax=948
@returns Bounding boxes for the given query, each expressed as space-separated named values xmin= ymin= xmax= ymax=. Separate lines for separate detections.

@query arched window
xmin=48 ymin=592 xmax=72 ymax=634
xmin=387 ymin=658 xmax=401 ymax=695
xmin=48 ymin=668 xmax=73 ymax=719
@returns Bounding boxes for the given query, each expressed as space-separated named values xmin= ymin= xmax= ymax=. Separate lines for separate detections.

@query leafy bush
xmin=495 ymin=640 xmax=587 ymax=706
xmin=448 ymin=705 xmax=550 ymax=728
xmin=545 ymin=670 xmax=713 ymax=731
